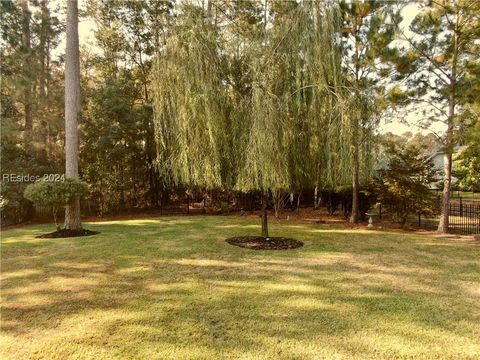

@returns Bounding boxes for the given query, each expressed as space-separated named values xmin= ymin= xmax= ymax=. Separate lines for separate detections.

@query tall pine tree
xmin=64 ymin=0 xmax=82 ymax=230
xmin=392 ymin=0 xmax=480 ymax=233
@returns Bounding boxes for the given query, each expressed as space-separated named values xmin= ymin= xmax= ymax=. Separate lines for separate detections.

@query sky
xmin=64 ymin=0 xmax=447 ymax=138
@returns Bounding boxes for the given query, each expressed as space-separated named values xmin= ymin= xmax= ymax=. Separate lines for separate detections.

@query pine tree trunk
xmin=24 ymin=104 xmax=33 ymax=147
xmin=39 ymin=0 xmax=49 ymax=160
xmin=437 ymin=152 xmax=452 ymax=233
xmin=261 ymin=191 xmax=269 ymax=239
xmin=20 ymin=0 xmax=33 ymax=148
xmin=350 ymin=121 xmax=360 ymax=223
xmin=437 ymin=21 xmax=458 ymax=234
xmin=350 ymin=18 xmax=361 ymax=225
xmin=47 ymin=123 xmax=52 ymax=160
xmin=64 ymin=0 xmax=82 ymax=230
xmin=437 ymin=94 xmax=455 ymax=233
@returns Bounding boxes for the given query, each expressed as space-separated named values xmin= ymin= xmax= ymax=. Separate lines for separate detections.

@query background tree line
xmin=1 ymin=0 xmax=478 ymax=233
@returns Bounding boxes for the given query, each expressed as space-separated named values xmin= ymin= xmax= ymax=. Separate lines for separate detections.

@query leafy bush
xmin=24 ymin=179 xmax=87 ymax=229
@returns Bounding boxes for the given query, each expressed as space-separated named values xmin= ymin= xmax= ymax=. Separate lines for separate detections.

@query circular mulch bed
xmin=36 ymin=229 xmax=99 ymax=239
xmin=226 ymin=236 xmax=303 ymax=250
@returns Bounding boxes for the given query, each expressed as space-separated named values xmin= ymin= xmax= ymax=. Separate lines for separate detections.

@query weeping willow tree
xmin=236 ymin=1 xmax=354 ymax=237
xmin=152 ymin=0 xmax=368 ymax=238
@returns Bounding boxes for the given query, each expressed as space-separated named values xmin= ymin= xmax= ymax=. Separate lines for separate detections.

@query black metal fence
xmin=448 ymin=202 xmax=480 ymax=235
xmin=417 ymin=202 xmax=480 ymax=235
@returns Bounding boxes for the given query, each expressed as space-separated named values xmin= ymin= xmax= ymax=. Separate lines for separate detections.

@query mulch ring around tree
xmin=36 ymin=229 xmax=100 ymax=239
xmin=226 ymin=236 xmax=303 ymax=250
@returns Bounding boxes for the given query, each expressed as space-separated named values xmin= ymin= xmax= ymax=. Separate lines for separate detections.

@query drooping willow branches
xmin=152 ymin=1 xmax=376 ymax=194
xmin=236 ymin=1 xmax=357 ymax=192
xmin=152 ymin=4 xmax=229 ymax=189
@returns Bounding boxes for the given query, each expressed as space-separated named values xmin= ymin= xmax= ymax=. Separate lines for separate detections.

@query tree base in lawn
xmin=36 ymin=229 xmax=99 ymax=238
xmin=226 ymin=236 xmax=303 ymax=250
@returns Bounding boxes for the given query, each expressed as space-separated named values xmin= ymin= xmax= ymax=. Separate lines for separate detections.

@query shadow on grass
xmin=1 ymin=217 xmax=480 ymax=358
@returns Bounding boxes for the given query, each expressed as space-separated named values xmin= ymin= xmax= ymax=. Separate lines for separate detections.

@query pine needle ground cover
xmin=1 ymin=216 xmax=479 ymax=359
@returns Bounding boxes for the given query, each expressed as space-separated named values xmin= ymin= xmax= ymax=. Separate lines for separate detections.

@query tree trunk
xmin=437 ymin=107 xmax=454 ymax=233
xmin=296 ymin=190 xmax=302 ymax=213
xmin=263 ymin=0 xmax=268 ymax=28
xmin=261 ymin=191 xmax=269 ymax=239
xmin=46 ymin=123 xmax=53 ymax=160
xmin=64 ymin=0 xmax=82 ymax=230
xmin=23 ymin=104 xmax=33 ymax=147
xmin=52 ymin=206 xmax=60 ymax=231
xmin=39 ymin=0 xmax=50 ymax=160
xmin=39 ymin=1 xmax=48 ymax=97
xmin=65 ymin=198 xmax=81 ymax=229
xmin=272 ymin=189 xmax=282 ymax=218
xmin=20 ymin=0 xmax=33 ymax=148
xmin=350 ymin=121 xmax=360 ymax=223
xmin=437 ymin=152 xmax=452 ymax=233
xmin=119 ymin=165 xmax=125 ymax=210
xmin=437 ymin=21 xmax=458 ymax=234
xmin=46 ymin=35 xmax=52 ymax=160
xmin=350 ymin=19 xmax=361 ymax=224
xmin=206 ymin=0 xmax=212 ymax=18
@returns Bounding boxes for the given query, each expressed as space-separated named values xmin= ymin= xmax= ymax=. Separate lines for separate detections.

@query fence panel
xmin=448 ymin=203 xmax=480 ymax=235
xmin=415 ymin=200 xmax=480 ymax=235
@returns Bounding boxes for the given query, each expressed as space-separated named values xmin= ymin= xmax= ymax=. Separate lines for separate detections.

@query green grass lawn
xmin=1 ymin=216 xmax=479 ymax=359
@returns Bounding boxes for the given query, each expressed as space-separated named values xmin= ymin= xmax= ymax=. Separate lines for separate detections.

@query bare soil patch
xmin=226 ymin=236 xmax=303 ymax=250
xmin=36 ymin=229 xmax=99 ymax=238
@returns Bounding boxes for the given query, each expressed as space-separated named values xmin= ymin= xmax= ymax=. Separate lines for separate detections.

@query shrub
xmin=24 ymin=179 xmax=87 ymax=230
xmin=374 ymin=144 xmax=438 ymax=227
